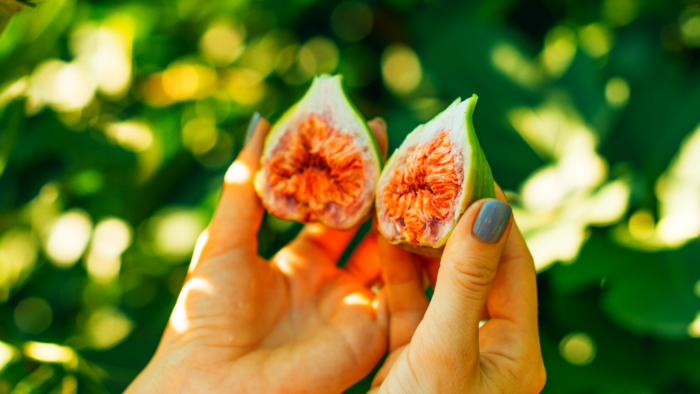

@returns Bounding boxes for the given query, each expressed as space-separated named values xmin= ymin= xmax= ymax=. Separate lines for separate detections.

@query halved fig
xmin=376 ymin=95 xmax=495 ymax=257
xmin=254 ymin=75 xmax=382 ymax=230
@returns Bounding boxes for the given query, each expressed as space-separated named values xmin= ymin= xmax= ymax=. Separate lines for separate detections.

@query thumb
xmin=421 ymin=199 xmax=512 ymax=361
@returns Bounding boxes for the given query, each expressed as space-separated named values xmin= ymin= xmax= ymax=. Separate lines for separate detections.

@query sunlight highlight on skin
xmin=343 ymin=293 xmax=372 ymax=308
xmin=170 ymin=278 xmax=213 ymax=333
xmin=188 ymin=230 xmax=209 ymax=274
xmin=304 ymin=223 xmax=327 ymax=237
xmin=225 ymin=161 xmax=252 ymax=185
xmin=273 ymin=248 xmax=302 ymax=276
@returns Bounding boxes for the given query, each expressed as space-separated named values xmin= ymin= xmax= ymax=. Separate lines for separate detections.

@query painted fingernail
xmin=244 ymin=111 xmax=261 ymax=146
xmin=472 ymin=200 xmax=512 ymax=243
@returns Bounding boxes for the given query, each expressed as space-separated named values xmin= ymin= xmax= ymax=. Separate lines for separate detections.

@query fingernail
xmin=472 ymin=200 xmax=512 ymax=243
xmin=244 ymin=111 xmax=261 ymax=146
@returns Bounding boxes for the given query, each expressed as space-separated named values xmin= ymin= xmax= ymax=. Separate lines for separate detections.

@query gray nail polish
xmin=244 ymin=111 xmax=261 ymax=145
xmin=473 ymin=200 xmax=512 ymax=243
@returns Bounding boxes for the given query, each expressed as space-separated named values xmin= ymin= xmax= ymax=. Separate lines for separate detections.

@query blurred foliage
xmin=0 ymin=0 xmax=699 ymax=392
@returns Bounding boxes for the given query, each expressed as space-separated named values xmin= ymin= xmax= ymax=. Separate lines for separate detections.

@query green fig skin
xmin=377 ymin=95 xmax=495 ymax=257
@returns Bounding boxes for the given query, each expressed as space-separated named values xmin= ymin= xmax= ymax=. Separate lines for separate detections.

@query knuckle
xmin=448 ymin=254 xmax=497 ymax=289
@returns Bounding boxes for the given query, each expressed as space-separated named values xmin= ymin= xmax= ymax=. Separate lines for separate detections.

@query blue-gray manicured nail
xmin=472 ymin=200 xmax=512 ymax=243
xmin=244 ymin=111 xmax=261 ymax=145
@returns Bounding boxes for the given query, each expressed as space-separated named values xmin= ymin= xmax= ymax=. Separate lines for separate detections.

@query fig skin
xmin=254 ymin=75 xmax=383 ymax=230
xmin=376 ymin=95 xmax=495 ymax=256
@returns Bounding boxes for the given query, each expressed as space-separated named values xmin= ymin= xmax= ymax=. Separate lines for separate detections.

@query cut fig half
xmin=254 ymin=75 xmax=382 ymax=230
xmin=376 ymin=95 xmax=495 ymax=257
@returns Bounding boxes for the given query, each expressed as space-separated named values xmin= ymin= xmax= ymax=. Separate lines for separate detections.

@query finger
xmin=421 ymin=198 xmax=513 ymax=360
xmin=373 ymin=287 xmax=388 ymax=332
xmin=418 ymin=256 xmax=440 ymax=288
xmin=368 ymin=117 xmax=389 ymax=160
xmin=419 ymin=183 xmax=512 ymax=290
xmin=482 ymin=184 xmax=538 ymax=337
xmin=205 ymin=113 xmax=271 ymax=258
xmin=286 ymin=223 xmax=362 ymax=267
xmin=378 ymin=236 xmax=429 ymax=351
xmin=417 ymin=256 xmax=491 ymax=320
xmin=370 ymin=343 xmax=408 ymax=390
xmin=344 ymin=230 xmax=382 ymax=286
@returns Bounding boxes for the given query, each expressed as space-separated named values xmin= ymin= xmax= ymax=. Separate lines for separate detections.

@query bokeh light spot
xmin=28 ymin=60 xmax=96 ymax=113
xmin=559 ymin=332 xmax=597 ymax=365
xmin=0 ymin=341 xmax=17 ymax=372
xmin=23 ymin=342 xmax=75 ymax=364
xmin=85 ymin=218 xmax=132 ymax=283
xmin=681 ymin=14 xmax=700 ymax=47
xmin=53 ymin=63 xmax=96 ymax=112
xmin=68 ymin=169 xmax=104 ymax=196
xmin=200 ymin=20 xmax=247 ymax=66
xmin=655 ymin=123 xmax=700 ymax=247
xmin=381 ymin=44 xmax=422 ymax=95
xmin=605 ymin=77 xmax=630 ymax=108
xmin=14 ymin=297 xmax=52 ymax=334
xmin=331 ymin=2 xmax=374 ymax=42
xmin=238 ymin=30 xmax=295 ymax=78
xmin=148 ymin=208 xmax=207 ymax=263
xmin=585 ymin=178 xmax=631 ymax=225
xmin=222 ymin=68 xmax=265 ymax=105
xmin=602 ymin=0 xmax=639 ymax=26
xmin=87 ymin=307 xmax=133 ymax=349
xmin=0 ymin=228 xmax=38 ymax=297
xmin=45 ymin=209 xmax=93 ymax=268
xmin=104 ymin=121 xmax=154 ymax=152
xmin=162 ymin=64 xmax=216 ymax=101
xmin=299 ymin=36 xmax=340 ymax=76
xmin=491 ymin=43 xmax=543 ymax=89
xmin=182 ymin=117 xmax=218 ymax=155
xmin=541 ymin=26 xmax=577 ymax=78
xmin=528 ymin=224 xmax=588 ymax=271
xmin=688 ymin=311 xmax=700 ymax=338
xmin=628 ymin=210 xmax=655 ymax=240
xmin=579 ymin=23 xmax=614 ymax=58
xmin=72 ymin=19 xmax=134 ymax=99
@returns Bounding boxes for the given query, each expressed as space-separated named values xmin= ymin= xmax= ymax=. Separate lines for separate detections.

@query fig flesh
xmin=376 ymin=95 xmax=495 ymax=257
xmin=254 ymin=75 xmax=382 ymax=230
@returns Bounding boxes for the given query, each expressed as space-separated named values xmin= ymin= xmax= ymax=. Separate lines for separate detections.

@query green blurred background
xmin=1 ymin=0 xmax=700 ymax=392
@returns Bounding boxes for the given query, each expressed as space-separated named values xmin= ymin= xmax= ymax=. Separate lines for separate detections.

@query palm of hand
xmin=128 ymin=117 xmax=389 ymax=394
xmin=157 ymin=243 xmax=384 ymax=394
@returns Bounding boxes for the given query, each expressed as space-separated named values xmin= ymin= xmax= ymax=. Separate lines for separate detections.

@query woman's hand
xmin=126 ymin=114 xmax=390 ymax=394
xmin=370 ymin=186 xmax=546 ymax=393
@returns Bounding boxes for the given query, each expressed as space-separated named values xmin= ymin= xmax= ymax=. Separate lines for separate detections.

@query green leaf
xmin=0 ymin=0 xmax=32 ymax=36
xmin=601 ymin=244 xmax=700 ymax=339
xmin=0 ymin=98 xmax=24 ymax=180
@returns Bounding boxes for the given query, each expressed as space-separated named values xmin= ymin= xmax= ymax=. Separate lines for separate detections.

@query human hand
xmin=126 ymin=114 xmax=390 ymax=394
xmin=369 ymin=186 xmax=546 ymax=393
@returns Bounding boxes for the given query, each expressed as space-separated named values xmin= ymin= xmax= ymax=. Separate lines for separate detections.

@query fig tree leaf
xmin=600 ymin=244 xmax=700 ymax=339
xmin=0 ymin=0 xmax=32 ymax=36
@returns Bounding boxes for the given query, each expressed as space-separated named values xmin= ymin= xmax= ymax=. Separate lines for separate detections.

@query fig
xmin=376 ymin=95 xmax=495 ymax=257
xmin=254 ymin=75 xmax=382 ymax=230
